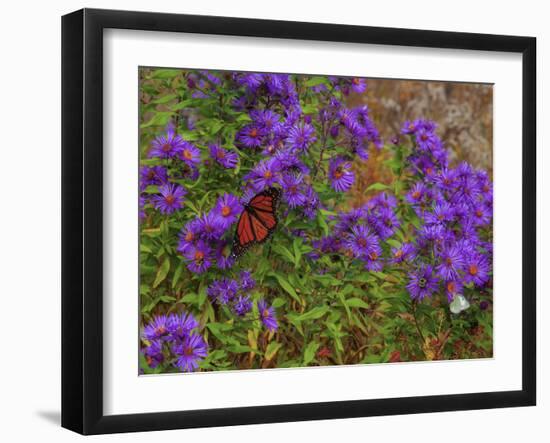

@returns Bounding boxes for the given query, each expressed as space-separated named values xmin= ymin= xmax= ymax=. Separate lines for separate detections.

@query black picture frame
xmin=62 ymin=8 xmax=536 ymax=435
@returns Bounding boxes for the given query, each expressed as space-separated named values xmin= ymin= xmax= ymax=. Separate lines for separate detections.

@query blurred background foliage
xmin=351 ymin=79 xmax=492 ymax=206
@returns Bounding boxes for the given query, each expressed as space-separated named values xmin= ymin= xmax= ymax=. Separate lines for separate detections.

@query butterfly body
xmin=231 ymin=187 xmax=281 ymax=258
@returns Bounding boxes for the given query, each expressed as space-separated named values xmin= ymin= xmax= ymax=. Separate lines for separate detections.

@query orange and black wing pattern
xmin=232 ymin=187 xmax=281 ymax=258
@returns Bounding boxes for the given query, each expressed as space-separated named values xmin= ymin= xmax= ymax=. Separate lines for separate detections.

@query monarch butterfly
xmin=231 ymin=187 xmax=281 ymax=258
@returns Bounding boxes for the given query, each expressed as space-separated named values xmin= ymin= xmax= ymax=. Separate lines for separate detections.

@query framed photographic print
xmin=61 ymin=8 xmax=536 ymax=435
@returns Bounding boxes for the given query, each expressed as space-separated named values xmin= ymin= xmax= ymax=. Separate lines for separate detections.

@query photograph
xmin=138 ymin=68 xmax=494 ymax=374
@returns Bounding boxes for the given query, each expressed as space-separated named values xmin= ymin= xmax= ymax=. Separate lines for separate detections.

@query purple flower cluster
xmin=139 ymin=125 xmax=205 ymax=219
xmin=207 ymin=270 xmax=256 ymax=317
xmin=230 ymin=73 xmax=382 ymax=221
xmin=402 ymin=119 xmax=493 ymax=302
xmin=177 ymin=193 xmax=243 ymax=274
xmin=401 ymin=119 xmax=448 ymax=176
xmin=312 ymin=192 xmax=401 ymax=272
xmin=141 ymin=311 xmax=208 ymax=372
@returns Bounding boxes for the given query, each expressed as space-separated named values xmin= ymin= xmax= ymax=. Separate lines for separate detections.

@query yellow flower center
xmin=183 ymin=149 xmax=193 ymax=160
xmin=469 ymin=264 xmax=478 ymax=276
xmin=221 ymin=206 xmax=231 ymax=217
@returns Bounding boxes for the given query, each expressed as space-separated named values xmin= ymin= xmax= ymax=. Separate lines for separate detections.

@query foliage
xmin=138 ymin=68 xmax=493 ymax=373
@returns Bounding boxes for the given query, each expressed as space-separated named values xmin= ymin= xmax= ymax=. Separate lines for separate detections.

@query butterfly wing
xmin=232 ymin=187 xmax=280 ymax=258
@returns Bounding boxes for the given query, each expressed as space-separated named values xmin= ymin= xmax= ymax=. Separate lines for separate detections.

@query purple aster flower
xmin=143 ymin=314 xmax=169 ymax=341
xmin=355 ymin=144 xmax=370 ymax=161
xmin=173 ymin=333 xmax=208 ymax=372
xmin=167 ymin=312 xmax=199 ymax=340
xmin=334 ymin=208 xmax=365 ymax=234
xmin=463 ymin=253 xmax=491 ymax=286
xmin=273 ymin=149 xmax=310 ymax=175
xmin=239 ymin=270 xmax=256 ymax=292
xmin=209 ymin=144 xmax=239 ymax=169
xmin=250 ymin=158 xmax=280 ymax=190
xmin=445 ymin=279 xmax=464 ymax=302
xmin=281 ymin=173 xmax=306 ymax=208
xmin=425 ymin=201 xmax=455 ymax=226
xmin=236 ymin=124 xmax=265 ymax=148
xmin=287 ymin=123 xmax=316 ymax=151
xmin=436 ymin=245 xmax=466 ymax=280
xmin=302 ymin=185 xmax=320 ymax=219
xmin=258 ymin=299 xmax=278 ymax=332
xmin=196 ymin=212 xmax=225 ymax=240
xmin=180 ymin=142 xmax=201 ymax=167
xmin=401 ymin=120 xmax=419 ymax=135
xmin=471 ymin=202 xmax=492 ymax=226
xmin=207 ymin=278 xmax=239 ymax=305
xmin=418 ymin=224 xmax=446 ymax=246
xmin=451 ymin=176 xmax=481 ymax=206
xmin=328 ymin=157 xmax=355 ymax=192
xmin=456 ymin=161 xmax=474 ymax=181
xmin=148 ymin=126 xmax=186 ymax=159
xmin=233 ymin=295 xmax=253 ymax=316
xmin=433 ymin=168 xmax=458 ymax=191
xmin=251 ymin=109 xmax=281 ymax=130
xmin=142 ymin=340 xmax=164 ymax=368
xmin=406 ymin=182 xmax=427 ymax=205
xmin=177 ymin=219 xmax=201 ymax=255
xmin=350 ymin=77 xmax=367 ymax=93
xmin=370 ymin=206 xmax=400 ymax=239
xmin=140 ymin=166 xmax=168 ymax=190
xmin=406 ymin=264 xmax=439 ymax=301
xmin=368 ymin=192 xmax=398 ymax=210
xmin=151 ymin=183 xmax=186 ymax=214
xmin=237 ymin=73 xmax=264 ymax=92
xmin=213 ymin=193 xmax=243 ymax=229
xmin=391 ymin=243 xmax=416 ymax=264
xmin=184 ymin=240 xmax=213 ymax=274
xmin=415 ymin=128 xmax=438 ymax=152
xmin=363 ymin=250 xmax=383 ymax=271
xmin=346 ymin=225 xmax=380 ymax=259
xmin=214 ymin=241 xmax=235 ymax=270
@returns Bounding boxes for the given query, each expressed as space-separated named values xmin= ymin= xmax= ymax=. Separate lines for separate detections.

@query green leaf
xmin=169 ymin=99 xmax=195 ymax=111
xmin=303 ymin=341 xmax=320 ymax=365
xmin=140 ymin=112 xmax=174 ymax=128
xmin=268 ymin=272 xmax=302 ymax=305
xmin=151 ymin=93 xmax=177 ymax=104
xmin=150 ymin=69 xmax=180 ymax=79
xmin=305 ymin=76 xmax=329 ymax=87
xmin=293 ymin=238 xmax=303 ymax=268
xmin=171 ymin=262 xmax=184 ymax=289
xmin=272 ymin=244 xmax=296 ymax=264
xmin=316 ymin=211 xmax=329 ymax=236
xmin=272 ymin=297 xmax=287 ymax=308
xmin=265 ymin=342 xmax=282 ymax=361
xmin=207 ymin=322 xmax=234 ymax=342
xmin=386 ymin=239 xmax=402 ymax=249
xmin=227 ymin=344 xmax=255 ymax=354
xmin=366 ymin=182 xmax=390 ymax=192
xmin=295 ymin=305 xmax=329 ymax=322
xmin=153 ymin=257 xmax=170 ymax=288
xmin=345 ymin=298 xmax=370 ymax=309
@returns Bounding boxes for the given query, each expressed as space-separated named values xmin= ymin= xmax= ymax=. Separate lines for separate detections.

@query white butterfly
xmin=450 ymin=294 xmax=470 ymax=314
